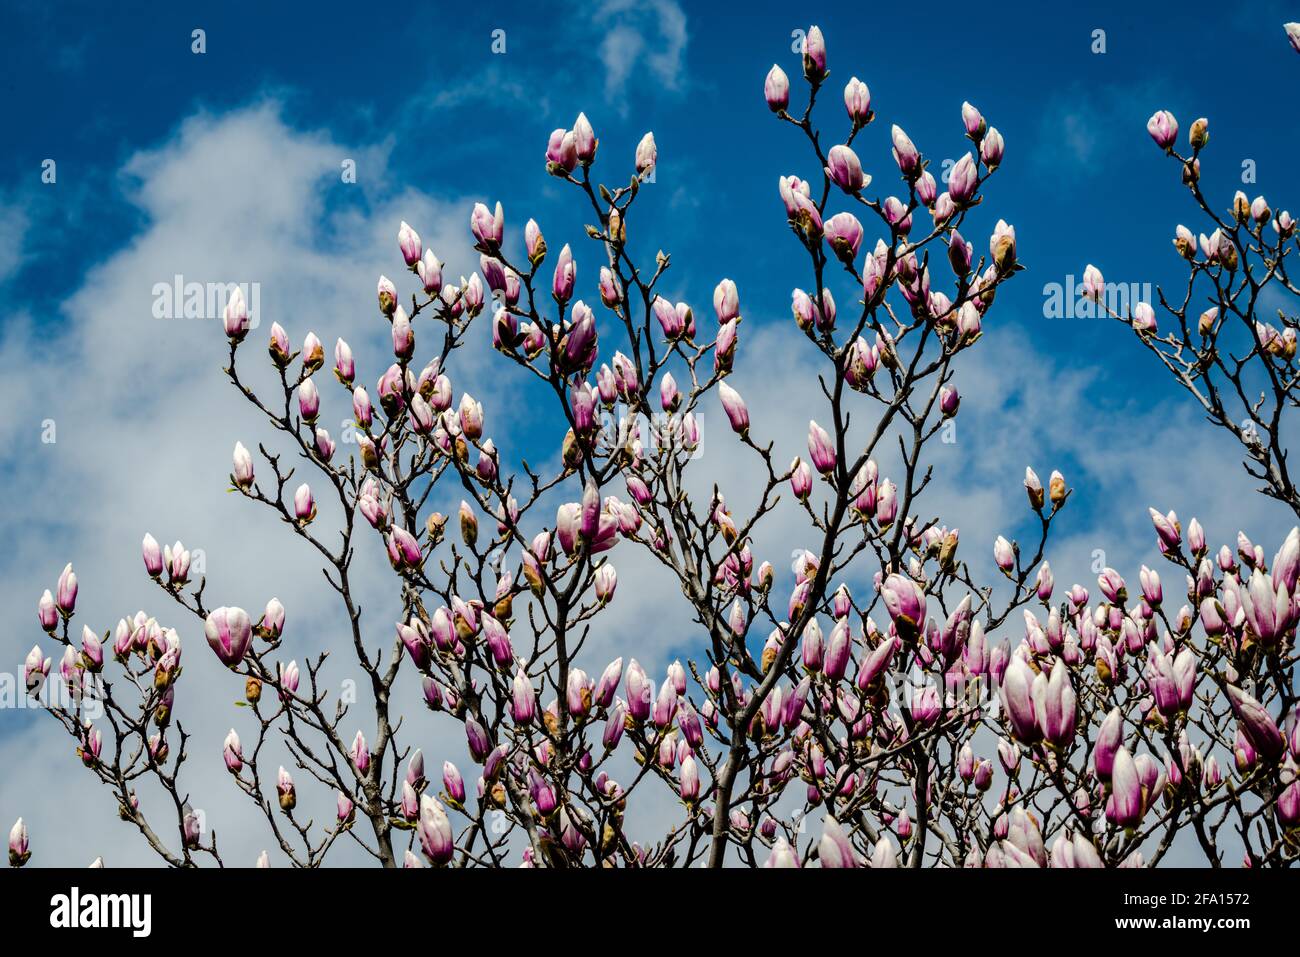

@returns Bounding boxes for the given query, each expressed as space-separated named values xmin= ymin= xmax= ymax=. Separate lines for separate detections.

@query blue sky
xmin=2 ymin=0 xmax=1299 ymax=865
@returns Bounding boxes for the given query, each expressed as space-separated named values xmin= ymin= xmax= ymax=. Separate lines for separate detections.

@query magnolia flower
xmin=764 ymin=64 xmax=789 ymax=111
xmin=204 ymin=607 xmax=253 ymax=667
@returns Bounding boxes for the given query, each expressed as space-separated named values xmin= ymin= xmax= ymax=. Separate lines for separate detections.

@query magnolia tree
xmin=12 ymin=24 xmax=1300 ymax=870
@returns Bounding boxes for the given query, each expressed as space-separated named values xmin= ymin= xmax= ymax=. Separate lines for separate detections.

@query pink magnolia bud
xmin=552 ymin=244 xmax=576 ymax=304
xmin=766 ymin=836 xmax=799 ymax=868
xmin=80 ymin=625 xmax=103 ymax=673
xmin=546 ymin=127 xmax=577 ymax=175
xmin=594 ymin=563 xmax=617 ymax=603
xmin=980 ymin=128 xmax=1004 ymax=169
xmin=845 ymin=77 xmax=871 ymax=125
xmin=801 ymin=25 xmax=827 ymax=81
xmin=397 ymin=782 xmax=419 ymax=822
xmin=988 ymin=219 xmax=1016 ymax=272
xmin=652 ymin=677 xmax=678 ymax=729
xmin=9 ymin=818 xmax=29 ymax=868
xmin=350 ymin=730 xmax=370 ymax=776
xmin=418 ymin=794 xmax=454 ymax=865
xmin=572 ymin=112 xmax=597 ymax=165
xmin=712 ymin=279 xmax=740 ymax=324
xmin=567 ymin=668 xmax=594 ymax=719
xmin=807 ymin=421 xmax=836 ymax=474
xmin=948 ymin=153 xmax=978 ymax=205
xmin=1148 ymin=507 xmax=1181 ymax=551
xmin=1240 ymin=567 xmax=1292 ymax=646
xmin=668 ymin=659 xmax=687 ymax=695
xmin=223 ymin=729 xmax=243 ymax=773
xmin=875 ymin=478 xmax=898 ymax=527
xmin=825 ymin=619 xmax=852 ymax=681
xmin=679 ymin=753 xmax=701 ymax=802
xmin=38 ymin=590 xmax=57 ymax=632
xmin=825 ymin=144 xmax=865 ymax=194
xmin=1131 ymin=301 xmax=1157 ymax=334
xmin=311 ymin=426 xmax=334 ymax=463
xmin=297 ymin=377 xmax=320 ymax=424
xmin=333 ymin=791 xmax=355 ymax=825
xmin=764 ymin=64 xmax=789 ymax=112
xmin=141 ymin=533 xmax=164 ymax=578
xmin=442 ymin=761 xmax=466 ymax=806
xmin=223 ymin=287 xmax=250 ymax=341
xmin=603 ymin=699 xmax=628 ymax=751
xmin=1279 ymin=777 xmax=1300 ymax=827
xmin=1272 ymin=526 xmax=1300 ymax=592
xmin=1146 ymin=110 xmax=1178 ymax=151
xmin=24 ymin=645 xmax=50 ymax=694
xmin=55 ymin=563 xmax=77 ymax=617
xmin=779 ymin=174 xmax=812 ymax=218
xmin=958 ymin=744 xmax=976 ymax=782
xmin=1001 ymin=656 xmax=1040 ymax=743
xmin=714 ymin=319 xmax=737 ymax=374
xmin=993 ymin=535 xmax=1016 ymax=572
xmin=511 ymin=668 xmax=536 ymax=724
xmin=417 ymin=250 xmax=443 ymax=295
xmin=397 ymin=220 xmax=422 ymax=266
xmin=1106 ymin=746 xmax=1143 ymax=827
xmin=1034 ymin=658 xmax=1077 ymax=746
xmin=890 ymin=125 xmax=921 ymax=179
xmin=1022 ymin=466 xmax=1044 ymax=510
xmin=276 ymin=766 xmax=296 ymax=811
xmin=294 ymin=333 xmax=323 ymax=377
xmin=389 ymin=526 xmax=423 ymax=569
xmin=1097 ymin=567 xmax=1127 ymax=604
xmin=231 ymin=441 xmax=255 ymax=490
xmin=824 ymin=212 xmax=864 ymax=264
xmin=391 ymin=308 xmax=414 ymax=360
xmin=205 ymin=607 xmax=252 ymax=668
xmin=1090 ymin=707 xmax=1124 ymax=783
xmin=584 ymin=657 xmax=622 ymax=710
xmin=911 ymin=685 xmax=940 ymax=725
xmin=465 ymin=716 xmax=491 ymax=762
xmin=348 ymin=385 xmax=373 ymax=430
xmin=652 ymin=295 xmax=683 ymax=339
xmin=939 ymin=385 xmax=960 ymax=419
xmin=790 ymin=457 xmax=813 ymax=500
xmin=470 ymin=201 xmax=505 ymax=251
xmin=870 ymin=837 xmax=898 ymax=868
xmin=635 ymin=132 xmax=657 ymax=177
xmin=1081 ymin=263 xmax=1105 ymax=301
xmin=717 ymin=382 xmax=750 ymax=435
xmin=293 ymin=483 xmax=315 ymax=525
xmin=1227 ymin=685 xmax=1285 ymax=761
xmin=265 ymin=323 xmax=291 ymax=369
xmin=818 ymin=817 xmax=858 ymax=868
xmin=377 ymin=275 xmax=397 ymax=315
xmin=626 ymin=659 xmax=652 ymax=722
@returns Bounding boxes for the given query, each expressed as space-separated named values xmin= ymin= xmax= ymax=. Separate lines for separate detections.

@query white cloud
xmin=0 ymin=102 xmax=492 ymax=866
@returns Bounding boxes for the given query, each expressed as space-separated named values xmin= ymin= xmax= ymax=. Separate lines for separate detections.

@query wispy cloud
xmin=0 ymin=197 xmax=31 ymax=286
xmin=1033 ymin=80 xmax=1169 ymax=175
xmin=595 ymin=0 xmax=690 ymax=103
